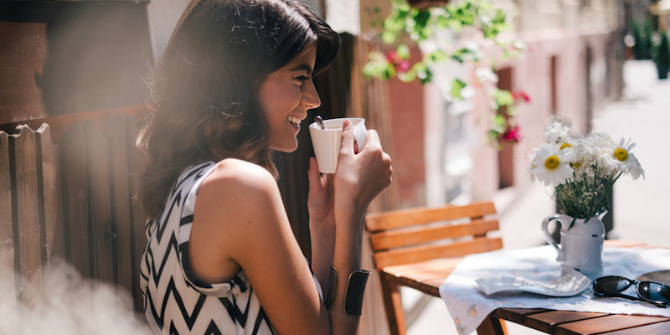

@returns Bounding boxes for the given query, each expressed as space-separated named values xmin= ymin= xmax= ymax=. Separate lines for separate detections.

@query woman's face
xmin=258 ymin=44 xmax=321 ymax=152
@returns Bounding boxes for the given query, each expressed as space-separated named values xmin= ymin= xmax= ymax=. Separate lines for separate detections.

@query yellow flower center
xmin=560 ymin=143 xmax=572 ymax=150
xmin=544 ymin=155 xmax=560 ymax=170
xmin=572 ymin=162 xmax=582 ymax=169
xmin=614 ymin=148 xmax=628 ymax=161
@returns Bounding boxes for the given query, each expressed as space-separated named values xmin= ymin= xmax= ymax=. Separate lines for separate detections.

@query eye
xmin=293 ymin=75 xmax=310 ymax=83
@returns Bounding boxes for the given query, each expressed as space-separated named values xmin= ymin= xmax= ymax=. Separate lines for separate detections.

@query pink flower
xmin=503 ymin=125 xmax=522 ymax=142
xmin=386 ymin=51 xmax=402 ymax=64
xmin=398 ymin=60 xmax=410 ymax=72
xmin=386 ymin=51 xmax=411 ymax=73
xmin=512 ymin=91 xmax=531 ymax=103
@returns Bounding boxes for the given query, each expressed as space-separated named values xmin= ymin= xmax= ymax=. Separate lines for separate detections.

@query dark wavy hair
xmin=136 ymin=0 xmax=340 ymax=219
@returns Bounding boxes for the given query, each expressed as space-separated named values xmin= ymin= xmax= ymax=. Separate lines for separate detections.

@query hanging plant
xmin=363 ymin=0 xmax=529 ymax=147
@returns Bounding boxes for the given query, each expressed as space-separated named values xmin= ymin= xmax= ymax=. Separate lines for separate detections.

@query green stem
xmin=591 ymin=172 xmax=623 ymax=216
xmin=555 ymin=186 xmax=570 ymax=215
xmin=591 ymin=163 xmax=599 ymax=217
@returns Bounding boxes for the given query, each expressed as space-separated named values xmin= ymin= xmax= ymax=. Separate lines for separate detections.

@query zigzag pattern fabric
xmin=140 ymin=162 xmax=275 ymax=334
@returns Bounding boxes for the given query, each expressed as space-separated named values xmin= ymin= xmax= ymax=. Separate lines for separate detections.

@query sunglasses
xmin=593 ymin=276 xmax=670 ymax=308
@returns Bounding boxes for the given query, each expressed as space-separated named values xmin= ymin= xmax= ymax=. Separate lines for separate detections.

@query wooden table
xmin=382 ymin=240 xmax=670 ymax=335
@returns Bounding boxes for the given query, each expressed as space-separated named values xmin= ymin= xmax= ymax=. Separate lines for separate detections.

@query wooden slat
xmin=373 ymin=236 xmax=503 ymax=269
xmin=523 ymin=310 xmax=609 ymax=333
xmin=128 ymin=117 xmax=147 ymax=311
xmin=381 ymin=271 xmax=441 ymax=297
xmin=0 ymin=104 xmax=149 ymax=144
xmin=35 ymin=124 xmax=65 ymax=267
xmin=365 ymin=201 xmax=496 ymax=232
xmin=12 ymin=126 xmax=44 ymax=303
xmin=383 ymin=257 xmax=463 ymax=277
xmin=476 ymin=315 xmax=507 ymax=335
xmin=104 ymin=116 xmax=134 ymax=294
xmin=556 ymin=315 xmax=669 ymax=335
xmin=83 ymin=120 xmax=114 ymax=283
xmin=492 ymin=308 xmax=551 ymax=324
xmin=379 ymin=276 xmax=406 ymax=335
xmin=369 ymin=218 xmax=499 ymax=251
xmin=60 ymin=123 xmax=90 ymax=278
xmin=599 ymin=320 xmax=670 ymax=334
xmin=0 ymin=131 xmax=15 ymax=304
xmin=603 ymin=240 xmax=648 ymax=248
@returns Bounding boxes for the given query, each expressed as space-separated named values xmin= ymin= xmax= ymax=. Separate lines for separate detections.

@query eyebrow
xmin=288 ymin=64 xmax=313 ymax=75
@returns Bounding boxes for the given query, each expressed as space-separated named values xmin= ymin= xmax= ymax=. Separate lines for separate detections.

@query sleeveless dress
xmin=140 ymin=161 xmax=322 ymax=334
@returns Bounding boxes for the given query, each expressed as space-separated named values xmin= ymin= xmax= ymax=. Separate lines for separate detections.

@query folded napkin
xmin=438 ymin=245 xmax=670 ymax=335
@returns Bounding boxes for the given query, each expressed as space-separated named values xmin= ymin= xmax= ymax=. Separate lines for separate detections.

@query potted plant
xmin=652 ymin=30 xmax=670 ymax=80
xmin=529 ymin=119 xmax=644 ymax=278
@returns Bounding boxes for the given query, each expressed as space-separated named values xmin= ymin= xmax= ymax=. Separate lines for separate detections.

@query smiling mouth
xmin=288 ymin=115 xmax=303 ymax=126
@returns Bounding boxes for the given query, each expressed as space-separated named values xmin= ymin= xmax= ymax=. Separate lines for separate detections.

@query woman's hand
xmin=307 ymin=157 xmax=336 ymax=228
xmin=333 ymin=120 xmax=393 ymax=221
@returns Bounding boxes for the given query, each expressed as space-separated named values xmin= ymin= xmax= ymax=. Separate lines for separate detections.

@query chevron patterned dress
xmin=140 ymin=162 xmax=276 ymax=334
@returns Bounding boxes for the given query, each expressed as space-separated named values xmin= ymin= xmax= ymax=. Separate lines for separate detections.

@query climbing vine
xmin=363 ymin=0 xmax=529 ymax=146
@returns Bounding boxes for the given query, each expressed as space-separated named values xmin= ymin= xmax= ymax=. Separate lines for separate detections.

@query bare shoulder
xmin=203 ymin=158 xmax=277 ymax=195
xmin=193 ymin=158 xmax=284 ymax=236
xmin=189 ymin=159 xmax=285 ymax=282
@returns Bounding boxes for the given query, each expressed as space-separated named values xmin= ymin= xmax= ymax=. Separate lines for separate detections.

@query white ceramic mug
xmin=308 ymin=117 xmax=367 ymax=174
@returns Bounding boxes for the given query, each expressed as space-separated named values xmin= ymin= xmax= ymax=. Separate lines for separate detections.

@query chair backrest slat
xmin=373 ymin=236 xmax=503 ymax=269
xmin=369 ymin=218 xmax=499 ymax=251
xmin=366 ymin=201 xmax=497 ymax=232
xmin=366 ymin=201 xmax=501 ymax=270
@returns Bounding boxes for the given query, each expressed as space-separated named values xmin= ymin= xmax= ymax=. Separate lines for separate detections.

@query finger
xmin=339 ymin=120 xmax=355 ymax=156
xmin=361 ymin=129 xmax=381 ymax=150
xmin=308 ymin=157 xmax=321 ymax=192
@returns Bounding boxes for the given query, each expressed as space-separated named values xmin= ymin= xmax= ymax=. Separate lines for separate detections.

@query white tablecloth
xmin=438 ymin=246 xmax=670 ymax=335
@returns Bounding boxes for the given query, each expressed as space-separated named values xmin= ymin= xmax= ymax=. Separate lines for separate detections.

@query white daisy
xmin=610 ymin=138 xmax=645 ymax=180
xmin=528 ymin=143 xmax=575 ymax=186
xmin=543 ymin=118 xmax=571 ymax=144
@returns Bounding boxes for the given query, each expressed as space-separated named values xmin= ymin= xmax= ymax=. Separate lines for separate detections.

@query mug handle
xmin=542 ymin=215 xmax=563 ymax=260
xmin=352 ymin=121 xmax=367 ymax=149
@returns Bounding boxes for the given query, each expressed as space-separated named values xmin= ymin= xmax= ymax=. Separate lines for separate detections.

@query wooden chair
xmin=365 ymin=201 xmax=506 ymax=335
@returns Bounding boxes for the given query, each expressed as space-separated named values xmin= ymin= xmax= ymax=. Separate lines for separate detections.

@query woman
xmin=137 ymin=0 xmax=393 ymax=334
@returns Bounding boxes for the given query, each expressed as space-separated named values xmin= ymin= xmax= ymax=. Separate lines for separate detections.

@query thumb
xmin=339 ymin=120 xmax=355 ymax=156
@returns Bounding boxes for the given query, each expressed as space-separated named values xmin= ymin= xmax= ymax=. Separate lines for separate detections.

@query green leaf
xmin=494 ymin=9 xmax=506 ymax=24
xmin=488 ymin=129 xmax=501 ymax=141
xmin=418 ymin=68 xmax=432 ymax=84
xmin=383 ymin=63 xmax=397 ymax=80
xmin=450 ymin=78 xmax=467 ymax=100
xmin=493 ymin=89 xmax=514 ymax=107
xmin=382 ymin=31 xmax=398 ymax=44
xmin=362 ymin=59 xmax=396 ymax=80
xmin=397 ymin=44 xmax=411 ymax=60
xmin=492 ymin=114 xmax=506 ymax=127
xmin=424 ymin=49 xmax=449 ymax=64
xmin=397 ymin=70 xmax=417 ymax=82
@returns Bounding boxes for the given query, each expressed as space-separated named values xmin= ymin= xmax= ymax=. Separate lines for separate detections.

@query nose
xmin=302 ymin=79 xmax=321 ymax=109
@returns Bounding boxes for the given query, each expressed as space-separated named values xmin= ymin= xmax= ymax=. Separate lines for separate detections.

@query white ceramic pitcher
xmin=542 ymin=211 xmax=607 ymax=279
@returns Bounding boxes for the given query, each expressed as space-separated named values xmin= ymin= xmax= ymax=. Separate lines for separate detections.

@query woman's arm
xmin=189 ymin=122 xmax=391 ymax=334
xmin=328 ymin=122 xmax=393 ymax=334
xmin=190 ymin=160 xmax=333 ymax=334
xmin=307 ymin=157 xmax=336 ymax=298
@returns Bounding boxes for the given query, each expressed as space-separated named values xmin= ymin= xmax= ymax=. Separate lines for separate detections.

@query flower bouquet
xmin=527 ymin=119 xmax=645 ymax=229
